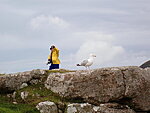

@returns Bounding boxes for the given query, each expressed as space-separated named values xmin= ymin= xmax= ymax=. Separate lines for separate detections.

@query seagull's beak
xmin=93 ymin=55 xmax=96 ymax=57
xmin=90 ymin=54 xmax=96 ymax=57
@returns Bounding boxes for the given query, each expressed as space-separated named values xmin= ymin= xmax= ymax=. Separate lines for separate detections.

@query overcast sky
xmin=0 ymin=0 xmax=150 ymax=73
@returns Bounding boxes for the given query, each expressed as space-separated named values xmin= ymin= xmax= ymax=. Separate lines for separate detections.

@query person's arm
xmin=46 ymin=55 xmax=51 ymax=65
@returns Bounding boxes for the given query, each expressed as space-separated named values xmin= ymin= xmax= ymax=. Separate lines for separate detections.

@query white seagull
xmin=77 ymin=54 xmax=96 ymax=70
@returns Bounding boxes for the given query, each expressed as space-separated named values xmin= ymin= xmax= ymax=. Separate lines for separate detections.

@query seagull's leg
xmin=87 ymin=66 xmax=91 ymax=74
xmin=85 ymin=66 xmax=87 ymax=70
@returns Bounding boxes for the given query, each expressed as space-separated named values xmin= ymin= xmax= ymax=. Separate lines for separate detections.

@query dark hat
xmin=50 ymin=45 xmax=55 ymax=50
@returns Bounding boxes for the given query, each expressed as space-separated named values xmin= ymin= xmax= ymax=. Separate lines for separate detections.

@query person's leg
xmin=55 ymin=64 xmax=59 ymax=69
xmin=52 ymin=64 xmax=59 ymax=70
xmin=49 ymin=64 xmax=59 ymax=70
xmin=49 ymin=64 xmax=54 ymax=70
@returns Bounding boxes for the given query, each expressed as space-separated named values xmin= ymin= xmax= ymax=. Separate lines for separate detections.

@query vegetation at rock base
xmin=0 ymin=84 xmax=71 ymax=113
xmin=0 ymin=74 xmax=5 ymax=76
xmin=45 ymin=69 xmax=75 ymax=74
xmin=15 ymin=84 xmax=62 ymax=105
xmin=0 ymin=69 xmax=77 ymax=113
xmin=0 ymin=102 xmax=39 ymax=113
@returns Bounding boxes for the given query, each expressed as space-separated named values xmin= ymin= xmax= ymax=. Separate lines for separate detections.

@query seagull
xmin=77 ymin=54 xmax=96 ymax=70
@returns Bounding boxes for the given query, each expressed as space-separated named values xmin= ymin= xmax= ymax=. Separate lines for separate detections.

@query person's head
xmin=50 ymin=45 xmax=55 ymax=51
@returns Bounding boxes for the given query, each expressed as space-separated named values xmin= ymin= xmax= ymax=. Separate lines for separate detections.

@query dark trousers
xmin=49 ymin=64 xmax=59 ymax=70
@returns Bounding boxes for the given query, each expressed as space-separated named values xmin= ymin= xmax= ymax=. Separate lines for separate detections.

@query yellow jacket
xmin=48 ymin=48 xmax=60 ymax=64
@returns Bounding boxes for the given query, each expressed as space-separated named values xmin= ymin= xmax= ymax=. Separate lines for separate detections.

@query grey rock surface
xmin=20 ymin=91 xmax=29 ymax=100
xmin=36 ymin=101 xmax=58 ymax=113
xmin=0 ymin=69 xmax=46 ymax=93
xmin=45 ymin=66 xmax=150 ymax=111
xmin=20 ymin=83 xmax=28 ymax=89
xmin=140 ymin=60 xmax=150 ymax=69
xmin=67 ymin=103 xmax=136 ymax=113
xmin=67 ymin=103 xmax=94 ymax=113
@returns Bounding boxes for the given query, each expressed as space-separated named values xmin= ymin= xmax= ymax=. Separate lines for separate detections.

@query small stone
xmin=93 ymin=106 xmax=100 ymax=111
xmin=20 ymin=83 xmax=28 ymax=89
xmin=21 ymin=91 xmax=29 ymax=100
xmin=58 ymin=110 xmax=63 ymax=113
xmin=13 ymin=102 xmax=18 ymax=104
xmin=12 ymin=91 xmax=17 ymax=99
xmin=30 ymin=79 xmax=39 ymax=85
xmin=7 ymin=94 xmax=11 ymax=98
xmin=36 ymin=101 xmax=58 ymax=113
xmin=67 ymin=103 xmax=93 ymax=113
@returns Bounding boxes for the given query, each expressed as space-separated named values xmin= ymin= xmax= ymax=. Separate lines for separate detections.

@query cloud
xmin=76 ymin=41 xmax=124 ymax=64
xmin=73 ymin=31 xmax=150 ymax=68
xmin=0 ymin=0 xmax=150 ymax=73
xmin=30 ymin=15 xmax=70 ymax=30
xmin=74 ymin=32 xmax=125 ymax=67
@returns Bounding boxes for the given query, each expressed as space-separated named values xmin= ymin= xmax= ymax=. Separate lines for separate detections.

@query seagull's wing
xmin=80 ymin=60 xmax=88 ymax=66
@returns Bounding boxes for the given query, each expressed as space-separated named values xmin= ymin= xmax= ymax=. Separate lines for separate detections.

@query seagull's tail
xmin=77 ymin=64 xmax=81 ymax=66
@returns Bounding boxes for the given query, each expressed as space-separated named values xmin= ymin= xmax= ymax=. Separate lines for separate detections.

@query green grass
xmin=0 ymin=83 xmax=62 ymax=113
xmin=15 ymin=83 xmax=63 ymax=105
xmin=0 ymin=74 xmax=5 ymax=76
xmin=45 ymin=69 xmax=76 ymax=74
xmin=0 ymin=94 xmax=39 ymax=113
xmin=0 ymin=102 xmax=39 ymax=113
xmin=0 ymin=82 xmax=85 ymax=113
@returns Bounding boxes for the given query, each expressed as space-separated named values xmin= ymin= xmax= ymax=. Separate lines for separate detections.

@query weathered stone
xmin=0 ymin=69 xmax=46 ymax=93
xmin=56 ymin=102 xmax=66 ymax=112
xmin=29 ymin=79 xmax=39 ymax=85
xmin=95 ymin=103 xmax=136 ymax=113
xmin=45 ymin=68 xmax=125 ymax=103
xmin=21 ymin=91 xmax=29 ymax=100
xmin=136 ymin=111 xmax=149 ymax=113
xmin=12 ymin=102 xmax=18 ymax=104
xmin=12 ymin=91 xmax=17 ymax=100
xmin=67 ymin=103 xmax=136 ymax=113
xmin=20 ymin=83 xmax=28 ymax=89
xmin=45 ymin=66 xmax=150 ymax=111
xmin=58 ymin=110 xmax=63 ymax=113
xmin=118 ymin=67 xmax=150 ymax=111
xmin=36 ymin=101 xmax=58 ymax=113
xmin=67 ymin=103 xmax=94 ymax=113
xmin=140 ymin=60 xmax=150 ymax=69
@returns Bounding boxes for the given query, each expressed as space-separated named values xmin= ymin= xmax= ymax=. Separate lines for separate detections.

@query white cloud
xmin=0 ymin=0 xmax=150 ymax=73
xmin=30 ymin=15 xmax=70 ymax=30
xmin=75 ymin=32 xmax=125 ymax=67
xmin=73 ymin=31 xmax=115 ymax=42
xmin=73 ymin=31 xmax=149 ymax=69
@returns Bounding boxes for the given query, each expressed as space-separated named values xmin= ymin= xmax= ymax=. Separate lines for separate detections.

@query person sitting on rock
xmin=47 ymin=45 xmax=60 ymax=70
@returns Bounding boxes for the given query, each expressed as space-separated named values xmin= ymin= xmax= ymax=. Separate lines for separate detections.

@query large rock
xmin=36 ymin=101 xmax=58 ymax=113
xmin=0 ymin=69 xmax=46 ymax=93
xmin=140 ymin=60 xmax=150 ymax=69
xmin=67 ymin=103 xmax=136 ymax=113
xmin=118 ymin=67 xmax=150 ymax=111
xmin=45 ymin=68 xmax=125 ymax=103
xmin=45 ymin=66 xmax=150 ymax=111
